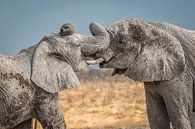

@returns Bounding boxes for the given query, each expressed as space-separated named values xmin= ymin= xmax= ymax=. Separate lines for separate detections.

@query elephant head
xmin=31 ymin=22 xmax=110 ymax=93
xmin=87 ymin=19 xmax=185 ymax=82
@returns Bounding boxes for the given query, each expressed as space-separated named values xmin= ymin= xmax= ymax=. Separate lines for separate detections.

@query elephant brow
xmin=46 ymin=37 xmax=60 ymax=45
xmin=40 ymin=35 xmax=64 ymax=47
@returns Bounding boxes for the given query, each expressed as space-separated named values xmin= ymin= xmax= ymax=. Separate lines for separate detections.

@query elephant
xmin=0 ymin=22 xmax=110 ymax=129
xmin=86 ymin=19 xmax=195 ymax=129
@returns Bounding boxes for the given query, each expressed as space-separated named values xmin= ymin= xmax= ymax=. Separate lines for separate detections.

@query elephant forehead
xmin=64 ymin=33 xmax=81 ymax=43
xmin=46 ymin=33 xmax=80 ymax=48
xmin=108 ymin=21 xmax=130 ymax=36
xmin=109 ymin=19 xmax=147 ymax=35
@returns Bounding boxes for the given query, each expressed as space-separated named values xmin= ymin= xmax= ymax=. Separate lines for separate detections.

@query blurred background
xmin=0 ymin=0 xmax=195 ymax=55
xmin=0 ymin=0 xmax=194 ymax=128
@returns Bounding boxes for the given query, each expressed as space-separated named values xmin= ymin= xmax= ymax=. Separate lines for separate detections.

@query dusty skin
xmin=86 ymin=19 xmax=195 ymax=129
xmin=0 ymin=22 xmax=110 ymax=129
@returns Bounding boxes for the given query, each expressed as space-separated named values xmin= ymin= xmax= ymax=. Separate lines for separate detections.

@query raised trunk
xmin=81 ymin=22 xmax=110 ymax=55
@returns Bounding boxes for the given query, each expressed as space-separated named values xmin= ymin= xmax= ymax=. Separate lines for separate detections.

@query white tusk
xmin=86 ymin=58 xmax=104 ymax=65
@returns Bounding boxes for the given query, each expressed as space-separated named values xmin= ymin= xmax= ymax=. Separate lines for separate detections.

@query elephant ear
xmin=124 ymin=29 xmax=185 ymax=82
xmin=31 ymin=39 xmax=80 ymax=93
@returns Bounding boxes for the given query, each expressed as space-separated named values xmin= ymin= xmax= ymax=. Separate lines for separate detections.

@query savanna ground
xmin=35 ymin=69 xmax=149 ymax=129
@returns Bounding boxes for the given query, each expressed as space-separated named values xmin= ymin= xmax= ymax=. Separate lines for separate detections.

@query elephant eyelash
xmin=76 ymin=44 xmax=81 ymax=47
xmin=50 ymin=53 xmax=65 ymax=60
xmin=71 ymin=43 xmax=81 ymax=47
xmin=67 ymin=41 xmax=81 ymax=48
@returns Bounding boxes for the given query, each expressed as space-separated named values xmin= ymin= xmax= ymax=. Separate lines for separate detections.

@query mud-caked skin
xmin=87 ymin=19 xmax=195 ymax=129
xmin=0 ymin=22 xmax=110 ymax=129
xmin=35 ymin=87 xmax=66 ymax=129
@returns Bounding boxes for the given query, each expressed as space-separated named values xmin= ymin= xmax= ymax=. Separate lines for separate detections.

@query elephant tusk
xmin=86 ymin=58 xmax=104 ymax=65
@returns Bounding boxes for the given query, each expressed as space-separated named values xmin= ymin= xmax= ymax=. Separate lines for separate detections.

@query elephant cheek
xmin=100 ymin=48 xmax=114 ymax=62
xmin=74 ymin=60 xmax=87 ymax=72
xmin=79 ymin=61 xmax=87 ymax=70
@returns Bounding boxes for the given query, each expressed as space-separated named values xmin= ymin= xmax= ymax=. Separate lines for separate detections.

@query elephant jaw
xmin=100 ymin=61 xmax=127 ymax=76
xmin=111 ymin=68 xmax=127 ymax=76
xmin=85 ymin=48 xmax=114 ymax=65
xmin=85 ymin=54 xmax=128 ymax=76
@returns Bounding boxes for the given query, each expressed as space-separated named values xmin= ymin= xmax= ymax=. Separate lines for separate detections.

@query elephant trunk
xmin=80 ymin=22 xmax=110 ymax=55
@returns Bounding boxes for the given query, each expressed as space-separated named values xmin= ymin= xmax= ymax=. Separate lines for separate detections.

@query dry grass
xmin=36 ymin=79 xmax=148 ymax=129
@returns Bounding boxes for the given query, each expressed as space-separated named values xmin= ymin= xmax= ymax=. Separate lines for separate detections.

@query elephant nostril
xmin=61 ymin=28 xmax=64 ymax=32
xmin=63 ymin=26 xmax=69 ymax=29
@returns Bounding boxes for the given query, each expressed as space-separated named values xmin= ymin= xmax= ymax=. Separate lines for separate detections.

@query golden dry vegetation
xmin=36 ymin=69 xmax=149 ymax=129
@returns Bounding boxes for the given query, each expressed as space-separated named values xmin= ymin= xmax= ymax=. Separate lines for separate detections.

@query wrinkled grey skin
xmin=0 ymin=22 xmax=109 ymax=129
xmin=87 ymin=19 xmax=195 ymax=129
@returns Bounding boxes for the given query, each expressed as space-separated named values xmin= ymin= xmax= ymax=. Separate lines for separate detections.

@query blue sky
xmin=0 ymin=0 xmax=195 ymax=55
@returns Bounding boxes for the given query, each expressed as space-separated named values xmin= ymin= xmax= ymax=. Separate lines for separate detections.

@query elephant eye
xmin=129 ymin=24 xmax=146 ymax=41
xmin=71 ymin=42 xmax=81 ymax=47
xmin=51 ymin=52 xmax=64 ymax=60
xmin=73 ymin=43 xmax=81 ymax=47
xmin=118 ymin=38 xmax=126 ymax=48
xmin=119 ymin=39 xmax=123 ymax=45
xmin=76 ymin=44 xmax=81 ymax=47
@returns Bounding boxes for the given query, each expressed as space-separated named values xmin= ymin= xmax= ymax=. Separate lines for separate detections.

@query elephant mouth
xmin=99 ymin=60 xmax=127 ymax=76
xmin=84 ymin=53 xmax=106 ymax=65
xmin=111 ymin=68 xmax=127 ymax=76
xmin=85 ymin=48 xmax=115 ymax=65
xmin=85 ymin=53 xmax=127 ymax=76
